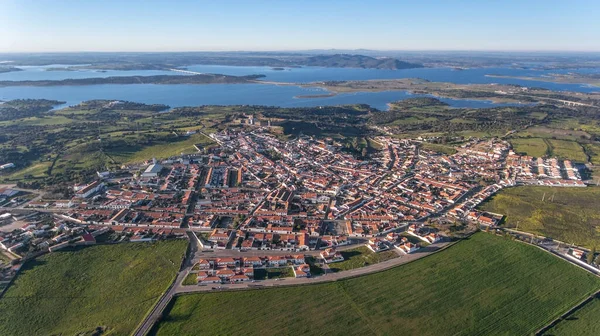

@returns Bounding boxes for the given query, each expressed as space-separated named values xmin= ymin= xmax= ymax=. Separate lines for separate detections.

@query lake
xmin=0 ymin=64 xmax=597 ymax=110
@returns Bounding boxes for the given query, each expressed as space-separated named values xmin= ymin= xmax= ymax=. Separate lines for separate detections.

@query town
xmin=1 ymin=125 xmax=592 ymax=288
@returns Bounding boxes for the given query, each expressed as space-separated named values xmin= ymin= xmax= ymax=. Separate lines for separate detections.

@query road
xmin=134 ymin=239 xmax=451 ymax=335
xmin=174 ymin=241 xmax=451 ymax=294
xmin=132 ymin=231 xmax=200 ymax=336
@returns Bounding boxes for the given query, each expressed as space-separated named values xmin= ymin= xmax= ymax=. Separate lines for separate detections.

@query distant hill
xmin=300 ymin=54 xmax=424 ymax=69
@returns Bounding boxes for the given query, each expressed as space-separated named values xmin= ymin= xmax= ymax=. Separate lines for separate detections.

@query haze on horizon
xmin=0 ymin=0 xmax=598 ymax=53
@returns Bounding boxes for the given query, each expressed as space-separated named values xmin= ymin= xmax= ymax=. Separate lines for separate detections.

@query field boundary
xmin=536 ymin=290 xmax=600 ymax=335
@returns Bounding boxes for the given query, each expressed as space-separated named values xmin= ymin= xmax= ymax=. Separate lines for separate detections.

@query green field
xmin=546 ymin=139 xmax=588 ymax=162
xmin=107 ymin=133 xmax=213 ymax=164
xmin=510 ymin=137 xmax=548 ymax=157
xmin=254 ymin=267 xmax=295 ymax=280
xmin=329 ymin=246 xmax=398 ymax=272
xmin=182 ymin=273 xmax=198 ymax=286
xmin=543 ymin=296 xmax=600 ymax=336
xmin=584 ymin=143 xmax=600 ymax=165
xmin=479 ymin=186 xmax=600 ymax=248
xmin=420 ymin=142 xmax=458 ymax=155
xmin=0 ymin=240 xmax=187 ymax=336
xmin=152 ymin=233 xmax=600 ymax=336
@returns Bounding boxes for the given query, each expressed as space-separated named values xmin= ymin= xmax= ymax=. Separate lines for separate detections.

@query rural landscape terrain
xmin=2 ymin=2 xmax=600 ymax=334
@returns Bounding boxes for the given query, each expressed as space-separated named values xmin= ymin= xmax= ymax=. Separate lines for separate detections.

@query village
xmin=0 ymin=127 xmax=591 ymax=287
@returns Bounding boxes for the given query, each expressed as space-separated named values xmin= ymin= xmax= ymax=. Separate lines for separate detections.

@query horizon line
xmin=1 ymin=49 xmax=600 ymax=54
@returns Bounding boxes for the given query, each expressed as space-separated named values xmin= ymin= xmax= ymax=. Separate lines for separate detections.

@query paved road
xmin=132 ymin=232 xmax=200 ymax=336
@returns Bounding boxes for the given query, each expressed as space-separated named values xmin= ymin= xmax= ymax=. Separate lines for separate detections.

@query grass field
xmin=546 ymin=139 xmax=588 ymax=163
xmin=152 ymin=233 xmax=600 ymax=336
xmin=479 ymin=186 xmax=600 ymax=248
xmin=329 ymin=246 xmax=398 ymax=272
xmin=510 ymin=137 xmax=548 ymax=157
xmin=0 ymin=240 xmax=187 ymax=336
xmin=584 ymin=143 xmax=600 ymax=165
xmin=107 ymin=133 xmax=213 ymax=164
xmin=543 ymin=296 xmax=600 ymax=336
xmin=420 ymin=142 xmax=458 ymax=155
xmin=182 ymin=273 xmax=198 ymax=286
xmin=254 ymin=267 xmax=295 ymax=280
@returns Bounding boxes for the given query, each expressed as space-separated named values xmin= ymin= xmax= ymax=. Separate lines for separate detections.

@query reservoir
xmin=0 ymin=64 xmax=597 ymax=110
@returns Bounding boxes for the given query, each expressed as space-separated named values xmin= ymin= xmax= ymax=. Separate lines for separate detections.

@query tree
xmin=587 ymin=246 xmax=596 ymax=264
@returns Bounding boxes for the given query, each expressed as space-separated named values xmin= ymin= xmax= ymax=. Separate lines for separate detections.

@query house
xmin=243 ymin=256 xmax=264 ymax=267
xmin=320 ymin=248 xmax=344 ymax=263
xmin=398 ymin=242 xmax=419 ymax=254
xmin=196 ymin=271 xmax=209 ymax=281
xmin=242 ymin=268 xmax=254 ymax=277
xmin=215 ymin=257 xmax=237 ymax=267
xmin=80 ymin=233 xmax=96 ymax=245
xmin=293 ymin=264 xmax=311 ymax=278
xmin=195 ymin=259 xmax=212 ymax=270
xmin=200 ymin=276 xmax=221 ymax=284
xmin=216 ymin=269 xmax=236 ymax=280
xmin=288 ymin=254 xmax=305 ymax=265
xmin=230 ymin=274 xmax=250 ymax=283
xmin=424 ymin=233 xmax=441 ymax=244
xmin=571 ymin=248 xmax=585 ymax=260
xmin=366 ymin=238 xmax=389 ymax=252
xmin=267 ymin=256 xmax=288 ymax=267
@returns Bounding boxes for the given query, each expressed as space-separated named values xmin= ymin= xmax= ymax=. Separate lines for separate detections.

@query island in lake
xmin=0 ymin=67 xmax=23 ymax=74
xmin=486 ymin=73 xmax=600 ymax=87
xmin=0 ymin=74 xmax=266 ymax=87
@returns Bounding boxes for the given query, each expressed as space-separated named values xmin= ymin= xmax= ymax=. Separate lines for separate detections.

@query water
xmin=0 ymin=84 xmax=520 ymax=111
xmin=0 ymin=64 xmax=597 ymax=110
xmin=184 ymin=64 xmax=600 ymax=92
xmin=0 ymin=64 xmax=182 ymax=81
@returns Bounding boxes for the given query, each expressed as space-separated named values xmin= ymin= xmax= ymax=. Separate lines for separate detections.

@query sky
xmin=0 ymin=0 xmax=599 ymax=52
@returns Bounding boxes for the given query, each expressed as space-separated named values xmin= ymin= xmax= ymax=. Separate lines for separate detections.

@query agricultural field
xmin=546 ymin=139 xmax=588 ymax=163
xmin=0 ymin=240 xmax=188 ymax=336
xmin=543 ymin=296 xmax=600 ymax=336
xmin=584 ymin=143 xmax=600 ymax=165
xmin=509 ymin=137 xmax=548 ymax=157
xmin=479 ymin=186 xmax=600 ymax=248
xmin=515 ymin=125 xmax=592 ymax=142
xmin=152 ymin=233 xmax=600 ymax=336
xmin=329 ymin=246 xmax=398 ymax=272
xmin=420 ymin=142 xmax=457 ymax=155
xmin=106 ymin=133 xmax=213 ymax=164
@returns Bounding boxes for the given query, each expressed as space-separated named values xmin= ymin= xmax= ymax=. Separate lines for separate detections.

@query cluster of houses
xmin=3 ymin=129 xmax=590 ymax=260
xmin=191 ymin=254 xmax=311 ymax=284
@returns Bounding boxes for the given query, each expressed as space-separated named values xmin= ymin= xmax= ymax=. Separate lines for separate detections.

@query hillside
xmin=300 ymin=54 xmax=424 ymax=69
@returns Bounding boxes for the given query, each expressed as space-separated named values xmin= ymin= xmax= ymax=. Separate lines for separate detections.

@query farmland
xmin=479 ymin=186 xmax=600 ymax=248
xmin=509 ymin=137 xmax=548 ymax=157
xmin=0 ymin=240 xmax=187 ymax=336
xmin=328 ymin=246 xmax=398 ymax=272
xmin=546 ymin=139 xmax=588 ymax=162
xmin=152 ymin=233 xmax=600 ymax=336
xmin=543 ymin=296 xmax=600 ymax=336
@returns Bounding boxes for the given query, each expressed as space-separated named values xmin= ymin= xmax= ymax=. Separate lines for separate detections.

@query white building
xmin=142 ymin=163 xmax=163 ymax=178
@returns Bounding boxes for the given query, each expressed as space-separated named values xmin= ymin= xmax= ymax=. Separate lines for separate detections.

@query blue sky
xmin=0 ymin=0 xmax=598 ymax=52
